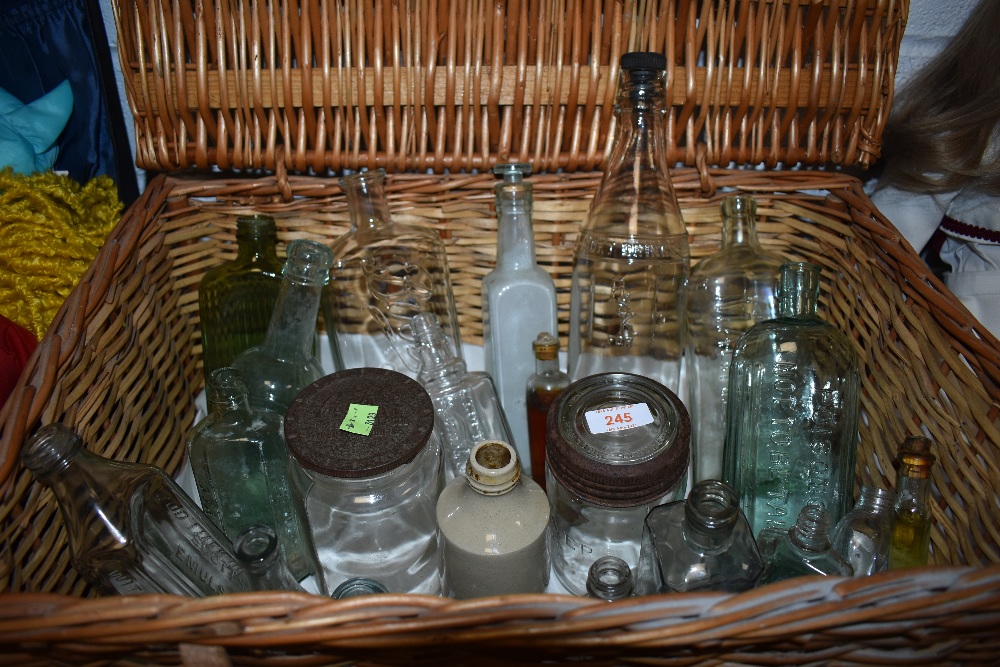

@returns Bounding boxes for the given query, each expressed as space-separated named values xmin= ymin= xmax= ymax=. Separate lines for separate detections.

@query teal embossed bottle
xmin=723 ymin=262 xmax=860 ymax=538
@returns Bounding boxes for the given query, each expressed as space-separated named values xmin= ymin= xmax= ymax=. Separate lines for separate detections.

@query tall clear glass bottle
xmin=757 ymin=504 xmax=853 ymax=585
xmin=525 ymin=332 xmax=571 ymax=490
xmin=233 ymin=524 xmax=306 ymax=592
xmin=830 ymin=486 xmax=895 ymax=576
xmin=323 ymin=168 xmax=462 ymax=379
xmin=483 ymin=164 xmax=559 ymax=473
xmin=411 ymin=312 xmax=514 ymax=482
xmin=198 ymin=214 xmax=284 ymax=379
xmin=187 ymin=367 xmax=316 ymax=581
xmin=21 ymin=422 xmax=250 ymax=596
xmin=567 ymin=51 xmax=689 ymax=394
xmin=638 ymin=479 xmax=764 ymax=594
xmin=231 ymin=239 xmax=334 ymax=413
xmin=723 ymin=262 xmax=860 ymax=538
xmin=687 ymin=195 xmax=781 ymax=483
xmin=888 ymin=436 xmax=936 ymax=569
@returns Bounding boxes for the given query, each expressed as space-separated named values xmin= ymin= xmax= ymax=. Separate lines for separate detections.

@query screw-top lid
xmin=897 ymin=436 xmax=935 ymax=480
xmin=465 ymin=440 xmax=521 ymax=495
xmin=284 ymin=368 xmax=435 ymax=478
xmin=620 ymin=52 xmax=667 ymax=72
xmin=532 ymin=332 xmax=560 ymax=361
xmin=546 ymin=372 xmax=689 ymax=507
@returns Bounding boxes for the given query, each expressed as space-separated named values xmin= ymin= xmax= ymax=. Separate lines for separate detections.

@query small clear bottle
xmin=411 ymin=312 xmax=514 ymax=482
xmin=723 ymin=262 xmax=860 ymax=538
xmin=638 ymin=479 xmax=764 ymax=594
xmin=233 ymin=524 xmax=305 ymax=592
xmin=586 ymin=556 xmax=635 ymax=601
xmin=757 ymin=504 xmax=853 ymax=585
xmin=546 ymin=372 xmax=689 ymax=596
xmin=567 ymin=52 xmax=689 ymax=395
xmin=284 ymin=367 xmax=443 ymax=596
xmin=231 ymin=239 xmax=334 ymax=413
xmin=331 ymin=577 xmax=390 ymax=599
xmin=525 ymin=332 xmax=571 ymax=490
xmin=483 ymin=164 xmax=558 ymax=474
xmin=323 ymin=168 xmax=462 ymax=378
xmin=187 ymin=367 xmax=316 ymax=581
xmin=21 ymin=422 xmax=250 ymax=596
xmin=687 ymin=195 xmax=781 ymax=483
xmin=437 ymin=440 xmax=551 ymax=599
xmin=888 ymin=436 xmax=936 ymax=569
xmin=198 ymin=214 xmax=284 ymax=379
xmin=830 ymin=486 xmax=895 ymax=576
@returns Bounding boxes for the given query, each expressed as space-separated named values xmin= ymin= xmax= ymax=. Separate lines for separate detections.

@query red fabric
xmin=0 ymin=314 xmax=36 ymax=408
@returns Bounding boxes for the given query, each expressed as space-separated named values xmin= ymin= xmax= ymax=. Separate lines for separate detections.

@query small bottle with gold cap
xmin=525 ymin=332 xmax=571 ymax=490
xmin=888 ymin=436 xmax=936 ymax=569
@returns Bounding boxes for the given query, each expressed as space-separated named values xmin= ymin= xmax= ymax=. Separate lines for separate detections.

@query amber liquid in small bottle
xmin=526 ymin=387 xmax=560 ymax=490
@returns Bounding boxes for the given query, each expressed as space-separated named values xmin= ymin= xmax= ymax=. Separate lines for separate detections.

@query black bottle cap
xmin=620 ymin=51 xmax=667 ymax=72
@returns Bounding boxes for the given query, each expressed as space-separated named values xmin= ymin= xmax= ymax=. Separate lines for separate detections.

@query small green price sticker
xmin=340 ymin=404 xmax=379 ymax=436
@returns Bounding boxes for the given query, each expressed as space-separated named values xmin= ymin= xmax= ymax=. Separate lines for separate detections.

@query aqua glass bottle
xmin=188 ymin=367 xmax=317 ymax=581
xmin=198 ymin=214 xmax=284 ymax=379
xmin=21 ymin=423 xmax=251 ymax=596
xmin=687 ymin=195 xmax=781 ymax=483
xmin=231 ymin=239 xmax=334 ymax=413
xmin=323 ymin=168 xmax=462 ymax=379
xmin=830 ymin=486 xmax=895 ymax=576
xmin=482 ymin=163 xmax=559 ymax=473
xmin=567 ymin=52 xmax=689 ymax=395
xmin=723 ymin=262 xmax=860 ymax=538
xmin=888 ymin=436 xmax=936 ymax=569
xmin=757 ymin=504 xmax=853 ymax=585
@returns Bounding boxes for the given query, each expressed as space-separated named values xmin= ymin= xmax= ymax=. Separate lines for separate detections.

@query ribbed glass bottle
xmin=567 ymin=51 xmax=689 ymax=394
xmin=723 ymin=262 xmax=860 ymax=538
xmin=323 ymin=169 xmax=462 ymax=379
xmin=198 ymin=215 xmax=284 ymax=379
xmin=687 ymin=195 xmax=781 ymax=483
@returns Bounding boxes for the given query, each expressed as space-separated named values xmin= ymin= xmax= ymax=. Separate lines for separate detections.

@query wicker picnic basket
xmin=2 ymin=0 xmax=1000 ymax=665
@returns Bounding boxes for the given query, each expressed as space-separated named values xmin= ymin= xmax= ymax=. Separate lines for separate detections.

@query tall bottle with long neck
xmin=482 ymin=163 xmax=558 ymax=473
xmin=323 ymin=169 xmax=462 ymax=379
xmin=687 ymin=195 xmax=781 ymax=483
xmin=567 ymin=51 xmax=689 ymax=394
xmin=231 ymin=239 xmax=333 ymax=413
xmin=723 ymin=262 xmax=860 ymax=538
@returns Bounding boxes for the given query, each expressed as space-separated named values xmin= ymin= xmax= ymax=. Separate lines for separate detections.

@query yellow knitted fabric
xmin=0 ymin=169 xmax=122 ymax=340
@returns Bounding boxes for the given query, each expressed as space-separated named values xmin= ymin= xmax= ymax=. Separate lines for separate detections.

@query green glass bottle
xmin=198 ymin=215 xmax=284 ymax=380
xmin=188 ymin=367 xmax=317 ymax=581
xmin=888 ymin=436 xmax=936 ymax=569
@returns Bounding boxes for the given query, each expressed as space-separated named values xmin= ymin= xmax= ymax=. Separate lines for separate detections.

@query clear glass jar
xmin=545 ymin=372 xmax=689 ymax=596
xmin=723 ymin=262 xmax=860 ymax=539
xmin=323 ymin=168 xmax=462 ymax=378
xmin=284 ymin=367 xmax=443 ymax=596
xmin=830 ymin=486 xmax=895 ymax=576
xmin=567 ymin=52 xmax=689 ymax=395
xmin=687 ymin=195 xmax=781 ymax=483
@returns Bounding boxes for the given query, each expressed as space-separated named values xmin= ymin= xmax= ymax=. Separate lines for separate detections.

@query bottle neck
xmin=412 ymin=312 xmax=468 ymax=385
xmin=261 ymin=278 xmax=324 ymax=358
xmin=895 ymin=474 xmax=930 ymax=510
xmin=535 ymin=355 xmax=561 ymax=375
xmin=683 ymin=480 xmax=739 ymax=550
xmin=778 ymin=262 xmax=821 ymax=318
xmin=855 ymin=486 xmax=895 ymax=514
xmin=721 ymin=213 xmax=761 ymax=249
xmin=586 ymin=555 xmax=634 ymax=601
xmin=495 ymin=187 xmax=536 ymax=270
xmin=341 ymin=170 xmax=392 ymax=233
xmin=22 ymin=423 xmax=85 ymax=480
xmin=788 ymin=505 xmax=833 ymax=553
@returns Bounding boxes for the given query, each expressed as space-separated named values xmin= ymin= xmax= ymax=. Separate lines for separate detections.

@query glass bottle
xmin=436 ymin=440 xmax=551 ymax=599
xmin=284 ymin=367 xmax=443 ymax=596
xmin=687 ymin=195 xmax=781 ymax=483
xmin=187 ymin=367 xmax=316 ymax=581
xmin=586 ymin=556 xmax=635 ymax=601
xmin=411 ymin=312 xmax=514 ymax=483
xmin=888 ymin=436 xmax=936 ymax=569
xmin=331 ymin=577 xmax=390 ymax=599
xmin=322 ymin=168 xmax=462 ymax=379
xmin=233 ymin=524 xmax=305 ymax=592
xmin=830 ymin=486 xmax=895 ymax=576
xmin=21 ymin=422 xmax=250 ymax=596
xmin=567 ymin=51 xmax=689 ymax=395
xmin=483 ymin=164 xmax=559 ymax=473
xmin=546 ymin=372 xmax=690 ymax=596
xmin=638 ymin=479 xmax=764 ymax=594
xmin=525 ymin=332 xmax=571 ymax=490
xmin=198 ymin=214 xmax=284 ymax=379
xmin=722 ymin=262 xmax=860 ymax=538
xmin=757 ymin=504 xmax=853 ymax=585
xmin=231 ymin=239 xmax=334 ymax=413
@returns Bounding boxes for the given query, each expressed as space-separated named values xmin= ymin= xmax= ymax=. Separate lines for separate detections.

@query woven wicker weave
xmin=2 ymin=0 xmax=1000 ymax=664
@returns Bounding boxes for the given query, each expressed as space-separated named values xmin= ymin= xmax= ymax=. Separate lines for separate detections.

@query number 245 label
xmin=584 ymin=403 xmax=653 ymax=434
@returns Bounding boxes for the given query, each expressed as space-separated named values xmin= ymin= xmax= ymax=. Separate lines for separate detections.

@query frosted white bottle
xmin=482 ymin=164 xmax=558 ymax=475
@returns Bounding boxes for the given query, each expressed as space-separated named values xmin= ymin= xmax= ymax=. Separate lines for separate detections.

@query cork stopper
xmin=465 ymin=440 xmax=521 ymax=495
xmin=532 ymin=332 xmax=560 ymax=361
xmin=897 ymin=436 xmax=935 ymax=480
